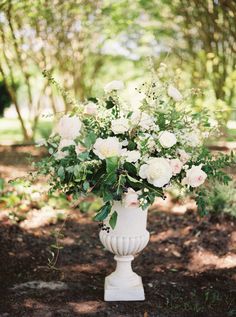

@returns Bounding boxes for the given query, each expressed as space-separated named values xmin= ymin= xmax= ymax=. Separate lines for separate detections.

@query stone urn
xmin=99 ymin=201 xmax=150 ymax=301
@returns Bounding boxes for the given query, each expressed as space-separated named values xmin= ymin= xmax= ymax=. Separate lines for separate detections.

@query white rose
xmin=55 ymin=139 xmax=75 ymax=160
xmin=139 ymin=157 xmax=172 ymax=187
xmin=169 ymin=158 xmax=183 ymax=175
xmin=104 ymin=80 xmax=124 ymax=93
xmin=123 ymin=150 xmax=141 ymax=163
xmin=111 ymin=118 xmax=129 ymax=134
xmin=57 ymin=115 xmax=82 ymax=140
xmin=123 ymin=188 xmax=140 ymax=208
xmin=159 ymin=131 xmax=177 ymax=148
xmin=93 ymin=137 xmax=123 ymax=159
xmin=182 ymin=165 xmax=207 ymax=188
xmin=167 ymin=85 xmax=183 ymax=102
xmin=131 ymin=110 xmax=156 ymax=131
xmin=139 ymin=113 xmax=155 ymax=130
xmin=178 ymin=149 xmax=191 ymax=164
xmin=84 ymin=102 xmax=97 ymax=115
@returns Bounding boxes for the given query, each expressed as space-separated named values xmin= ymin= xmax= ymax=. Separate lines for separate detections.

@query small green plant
xmin=203 ymin=180 xmax=236 ymax=218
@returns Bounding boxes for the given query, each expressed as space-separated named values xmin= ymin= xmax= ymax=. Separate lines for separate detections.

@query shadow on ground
xmin=0 ymin=210 xmax=235 ymax=317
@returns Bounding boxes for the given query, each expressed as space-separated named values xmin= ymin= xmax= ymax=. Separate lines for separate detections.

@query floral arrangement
xmin=37 ymin=66 xmax=235 ymax=228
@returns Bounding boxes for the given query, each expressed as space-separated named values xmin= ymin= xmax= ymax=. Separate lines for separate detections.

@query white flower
xmin=123 ymin=188 xmax=140 ymax=208
xmin=167 ymin=85 xmax=183 ymax=102
xmin=139 ymin=157 xmax=172 ymax=187
xmin=84 ymin=102 xmax=97 ymax=115
xmin=111 ymin=118 xmax=129 ymax=134
xmin=131 ymin=110 xmax=156 ymax=131
xmin=185 ymin=131 xmax=201 ymax=147
xmin=122 ymin=140 xmax=128 ymax=146
xmin=123 ymin=150 xmax=141 ymax=163
xmin=159 ymin=131 xmax=177 ymax=148
xmin=55 ymin=139 xmax=75 ymax=160
xmin=75 ymin=144 xmax=86 ymax=156
xmin=93 ymin=137 xmax=123 ymax=159
xmin=182 ymin=165 xmax=207 ymax=188
xmin=178 ymin=149 xmax=191 ymax=164
xmin=169 ymin=158 xmax=183 ymax=175
xmin=104 ymin=80 xmax=124 ymax=93
xmin=57 ymin=115 xmax=82 ymax=140
xmin=209 ymin=118 xmax=218 ymax=128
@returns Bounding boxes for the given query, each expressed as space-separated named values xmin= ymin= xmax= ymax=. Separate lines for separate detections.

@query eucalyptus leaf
xmin=109 ymin=211 xmax=118 ymax=229
xmin=57 ymin=166 xmax=65 ymax=180
xmin=124 ymin=162 xmax=137 ymax=175
xmin=106 ymin=156 xmax=119 ymax=173
xmin=94 ymin=202 xmax=111 ymax=221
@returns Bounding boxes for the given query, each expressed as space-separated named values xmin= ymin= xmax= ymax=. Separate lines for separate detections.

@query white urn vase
xmin=99 ymin=201 xmax=150 ymax=301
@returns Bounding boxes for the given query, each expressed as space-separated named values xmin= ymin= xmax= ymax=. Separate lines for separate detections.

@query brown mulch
xmin=0 ymin=145 xmax=236 ymax=317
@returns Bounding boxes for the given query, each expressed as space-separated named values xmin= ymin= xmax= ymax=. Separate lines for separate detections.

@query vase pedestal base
xmin=104 ymin=276 xmax=145 ymax=301
xmin=104 ymin=255 xmax=145 ymax=301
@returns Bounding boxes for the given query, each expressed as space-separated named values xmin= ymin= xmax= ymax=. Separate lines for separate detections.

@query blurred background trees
xmin=0 ymin=0 xmax=235 ymax=142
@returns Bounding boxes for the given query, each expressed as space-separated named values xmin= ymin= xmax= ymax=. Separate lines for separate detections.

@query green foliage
xmin=94 ymin=202 xmax=112 ymax=221
xmin=0 ymin=178 xmax=4 ymax=192
xmin=109 ymin=211 xmax=118 ymax=229
xmin=0 ymin=81 xmax=12 ymax=117
xmin=36 ymin=68 xmax=236 ymax=228
xmin=202 ymin=181 xmax=236 ymax=218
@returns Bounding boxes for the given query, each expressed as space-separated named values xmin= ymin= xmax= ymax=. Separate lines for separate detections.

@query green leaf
xmin=48 ymin=148 xmax=54 ymax=154
xmin=106 ymin=156 xmax=119 ymax=173
xmin=196 ymin=191 xmax=208 ymax=217
xmin=126 ymin=174 xmax=143 ymax=189
xmin=106 ymin=97 xmax=115 ymax=109
xmin=94 ymin=202 xmax=112 ymax=221
xmin=105 ymin=172 xmax=117 ymax=185
xmin=57 ymin=166 xmax=65 ymax=180
xmin=124 ymin=162 xmax=137 ymax=176
xmin=73 ymin=165 xmax=81 ymax=179
xmin=127 ymin=140 xmax=136 ymax=150
xmin=0 ymin=178 xmax=4 ymax=191
xmin=88 ymin=97 xmax=98 ymax=103
xmin=83 ymin=181 xmax=90 ymax=191
xmin=126 ymin=174 xmax=141 ymax=184
xmin=77 ymin=152 xmax=90 ymax=161
xmin=103 ymin=190 xmax=114 ymax=202
xmin=84 ymin=131 xmax=97 ymax=148
xmin=109 ymin=211 xmax=118 ymax=229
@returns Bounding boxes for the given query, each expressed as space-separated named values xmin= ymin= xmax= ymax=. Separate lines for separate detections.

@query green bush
xmin=204 ymin=181 xmax=236 ymax=218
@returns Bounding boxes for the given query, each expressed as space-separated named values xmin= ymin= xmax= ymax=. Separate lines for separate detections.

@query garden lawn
xmin=0 ymin=118 xmax=52 ymax=144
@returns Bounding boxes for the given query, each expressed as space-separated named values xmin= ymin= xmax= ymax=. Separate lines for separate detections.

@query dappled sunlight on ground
xmin=69 ymin=301 xmax=106 ymax=314
xmin=150 ymin=226 xmax=193 ymax=243
xmin=188 ymin=250 xmax=236 ymax=272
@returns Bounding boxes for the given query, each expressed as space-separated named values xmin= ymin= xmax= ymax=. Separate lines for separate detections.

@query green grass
xmin=0 ymin=118 xmax=53 ymax=144
xmin=226 ymin=128 xmax=236 ymax=141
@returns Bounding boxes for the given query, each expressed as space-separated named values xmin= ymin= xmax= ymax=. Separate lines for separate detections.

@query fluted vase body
xmin=99 ymin=201 xmax=150 ymax=301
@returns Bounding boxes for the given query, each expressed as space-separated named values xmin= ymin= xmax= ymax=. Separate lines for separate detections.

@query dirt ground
xmin=0 ymin=146 xmax=236 ymax=317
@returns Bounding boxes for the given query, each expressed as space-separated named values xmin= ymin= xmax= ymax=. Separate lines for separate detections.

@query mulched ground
xmin=0 ymin=146 xmax=236 ymax=317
